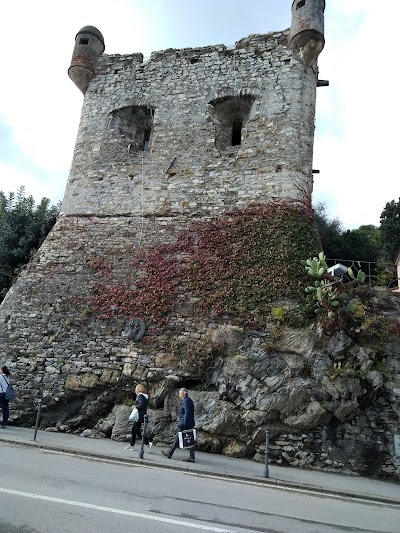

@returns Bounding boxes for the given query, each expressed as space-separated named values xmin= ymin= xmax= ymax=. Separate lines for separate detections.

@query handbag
xmin=128 ymin=406 xmax=139 ymax=423
xmin=1 ymin=376 xmax=15 ymax=401
xmin=5 ymin=383 xmax=16 ymax=401
xmin=178 ymin=428 xmax=196 ymax=449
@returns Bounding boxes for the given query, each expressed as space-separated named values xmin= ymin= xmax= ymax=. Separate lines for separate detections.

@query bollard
xmin=264 ymin=429 xmax=269 ymax=478
xmin=33 ymin=399 xmax=42 ymax=441
xmin=139 ymin=413 xmax=148 ymax=459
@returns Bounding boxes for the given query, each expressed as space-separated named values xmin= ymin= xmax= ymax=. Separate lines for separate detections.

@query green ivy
xmin=84 ymin=201 xmax=321 ymax=328
xmin=182 ymin=203 xmax=321 ymax=324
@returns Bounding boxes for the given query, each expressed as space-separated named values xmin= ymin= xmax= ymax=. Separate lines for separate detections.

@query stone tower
xmin=0 ymin=2 xmax=327 ymax=422
xmin=62 ymin=2 xmax=325 ymax=218
xmin=1 ymin=4 xmax=399 ymax=482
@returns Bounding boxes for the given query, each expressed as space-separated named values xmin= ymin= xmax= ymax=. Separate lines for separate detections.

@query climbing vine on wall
xmin=180 ymin=202 xmax=320 ymax=323
xmin=88 ymin=245 xmax=179 ymax=324
xmin=84 ymin=201 xmax=321 ymax=328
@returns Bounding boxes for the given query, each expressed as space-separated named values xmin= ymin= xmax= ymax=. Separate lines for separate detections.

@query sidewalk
xmin=1 ymin=426 xmax=399 ymax=506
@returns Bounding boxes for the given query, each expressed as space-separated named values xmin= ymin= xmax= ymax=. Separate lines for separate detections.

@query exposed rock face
xmin=5 ymin=311 xmax=398 ymax=480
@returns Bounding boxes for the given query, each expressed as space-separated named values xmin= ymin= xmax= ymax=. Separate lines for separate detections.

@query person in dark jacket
xmin=162 ymin=387 xmax=195 ymax=462
xmin=126 ymin=384 xmax=152 ymax=451
xmin=0 ymin=365 xmax=11 ymax=428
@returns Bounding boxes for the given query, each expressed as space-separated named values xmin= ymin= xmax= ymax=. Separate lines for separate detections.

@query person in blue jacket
xmin=162 ymin=387 xmax=195 ymax=462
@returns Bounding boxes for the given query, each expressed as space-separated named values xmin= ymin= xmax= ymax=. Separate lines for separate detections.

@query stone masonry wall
xmin=62 ymin=32 xmax=317 ymax=216
xmin=0 ymin=213 xmax=207 ymax=408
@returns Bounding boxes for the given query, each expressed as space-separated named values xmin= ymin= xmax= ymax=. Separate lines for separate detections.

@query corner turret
xmin=68 ymin=26 xmax=105 ymax=94
xmin=289 ymin=0 xmax=325 ymax=67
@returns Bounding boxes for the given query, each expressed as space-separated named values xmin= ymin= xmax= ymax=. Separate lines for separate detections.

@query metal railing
xmin=326 ymin=258 xmax=398 ymax=289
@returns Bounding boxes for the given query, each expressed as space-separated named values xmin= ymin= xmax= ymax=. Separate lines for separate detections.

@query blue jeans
xmin=0 ymin=393 xmax=9 ymax=426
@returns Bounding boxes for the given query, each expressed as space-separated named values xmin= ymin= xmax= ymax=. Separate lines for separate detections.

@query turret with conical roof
xmin=68 ymin=25 xmax=105 ymax=94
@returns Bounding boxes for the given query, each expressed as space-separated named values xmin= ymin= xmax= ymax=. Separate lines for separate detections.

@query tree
xmin=338 ymin=225 xmax=381 ymax=263
xmin=313 ymin=202 xmax=345 ymax=259
xmin=0 ymin=187 xmax=60 ymax=301
xmin=380 ymin=198 xmax=400 ymax=262
xmin=313 ymin=203 xmax=382 ymax=264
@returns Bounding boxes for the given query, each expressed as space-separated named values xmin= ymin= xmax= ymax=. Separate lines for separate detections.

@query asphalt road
xmin=1 ymin=442 xmax=399 ymax=533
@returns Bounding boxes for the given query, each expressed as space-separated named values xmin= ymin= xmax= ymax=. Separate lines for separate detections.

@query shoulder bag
xmin=2 ymin=376 xmax=16 ymax=401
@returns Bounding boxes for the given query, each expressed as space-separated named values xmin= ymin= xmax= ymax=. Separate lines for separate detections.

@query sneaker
xmin=147 ymin=442 xmax=153 ymax=453
xmin=0 ymin=425 xmax=6 ymax=429
xmin=124 ymin=445 xmax=135 ymax=450
xmin=183 ymin=457 xmax=195 ymax=463
xmin=161 ymin=450 xmax=172 ymax=459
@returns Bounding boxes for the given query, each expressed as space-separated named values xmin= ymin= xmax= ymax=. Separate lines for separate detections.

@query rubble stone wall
xmin=62 ymin=32 xmax=317 ymax=217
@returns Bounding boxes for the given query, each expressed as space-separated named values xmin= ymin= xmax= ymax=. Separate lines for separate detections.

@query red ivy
xmin=84 ymin=201 xmax=321 ymax=329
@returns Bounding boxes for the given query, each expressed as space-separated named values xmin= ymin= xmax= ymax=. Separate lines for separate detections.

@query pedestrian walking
xmin=126 ymin=384 xmax=152 ymax=451
xmin=0 ymin=365 xmax=12 ymax=428
xmin=162 ymin=387 xmax=195 ymax=462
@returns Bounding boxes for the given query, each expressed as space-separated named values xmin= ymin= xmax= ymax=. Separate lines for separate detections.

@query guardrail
xmin=326 ymin=258 xmax=398 ymax=290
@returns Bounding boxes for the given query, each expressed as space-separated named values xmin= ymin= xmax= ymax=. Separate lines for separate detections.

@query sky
xmin=0 ymin=0 xmax=398 ymax=230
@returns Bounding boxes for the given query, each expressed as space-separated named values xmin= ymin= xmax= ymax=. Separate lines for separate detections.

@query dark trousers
xmin=0 ymin=393 xmax=9 ymax=426
xmin=130 ymin=420 xmax=148 ymax=446
xmin=170 ymin=430 xmax=195 ymax=459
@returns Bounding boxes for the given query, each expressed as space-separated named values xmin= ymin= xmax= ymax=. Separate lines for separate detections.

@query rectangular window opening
xmin=231 ymin=121 xmax=242 ymax=146
xmin=296 ymin=0 xmax=306 ymax=9
xmin=79 ymin=38 xmax=89 ymax=45
xmin=142 ymin=129 xmax=151 ymax=151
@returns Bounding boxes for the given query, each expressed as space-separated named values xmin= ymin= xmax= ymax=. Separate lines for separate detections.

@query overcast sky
xmin=0 ymin=0 xmax=398 ymax=230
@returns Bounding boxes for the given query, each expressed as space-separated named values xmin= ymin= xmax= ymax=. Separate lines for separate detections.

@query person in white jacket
xmin=0 ymin=365 xmax=11 ymax=428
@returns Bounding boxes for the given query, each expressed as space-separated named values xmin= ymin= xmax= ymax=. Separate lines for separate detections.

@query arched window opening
xmin=209 ymin=95 xmax=256 ymax=151
xmin=110 ymin=105 xmax=155 ymax=153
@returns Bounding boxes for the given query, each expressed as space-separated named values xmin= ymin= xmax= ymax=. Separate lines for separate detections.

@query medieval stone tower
xmin=0 ymin=0 xmax=337 ymax=453
xmin=62 ymin=1 xmax=325 ymax=219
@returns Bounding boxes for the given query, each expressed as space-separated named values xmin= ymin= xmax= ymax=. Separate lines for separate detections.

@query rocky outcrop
xmin=20 ymin=312 xmax=400 ymax=481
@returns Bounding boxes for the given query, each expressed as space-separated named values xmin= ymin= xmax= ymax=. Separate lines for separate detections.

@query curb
xmin=2 ymin=436 xmax=400 ymax=508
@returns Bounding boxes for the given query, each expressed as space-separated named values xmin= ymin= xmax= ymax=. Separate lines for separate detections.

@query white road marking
xmin=0 ymin=487 xmax=235 ymax=532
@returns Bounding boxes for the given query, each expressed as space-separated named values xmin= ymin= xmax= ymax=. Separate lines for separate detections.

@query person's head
xmin=1 ymin=365 xmax=10 ymax=376
xmin=135 ymin=384 xmax=145 ymax=395
xmin=179 ymin=387 xmax=188 ymax=400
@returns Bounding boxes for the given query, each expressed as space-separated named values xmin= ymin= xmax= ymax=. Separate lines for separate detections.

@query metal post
xmin=264 ymin=430 xmax=269 ymax=478
xmin=33 ymin=399 xmax=42 ymax=441
xmin=139 ymin=414 xmax=148 ymax=459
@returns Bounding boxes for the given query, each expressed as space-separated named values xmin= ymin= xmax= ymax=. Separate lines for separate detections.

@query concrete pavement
xmin=1 ymin=425 xmax=399 ymax=506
